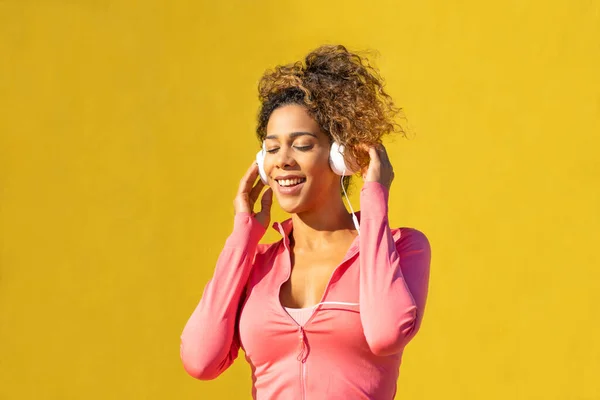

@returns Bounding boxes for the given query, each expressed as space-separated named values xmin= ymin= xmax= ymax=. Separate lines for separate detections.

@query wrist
xmin=360 ymin=181 xmax=390 ymax=217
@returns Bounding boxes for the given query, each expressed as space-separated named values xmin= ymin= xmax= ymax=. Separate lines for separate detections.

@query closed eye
xmin=266 ymin=145 xmax=313 ymax=154
xmin=294 ymin=145 xmax=313 ymax=151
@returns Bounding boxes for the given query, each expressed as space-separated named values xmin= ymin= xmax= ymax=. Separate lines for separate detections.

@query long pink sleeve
xmin=180 ymin=212 xmax=266 ymax=380
xmin=359 ymin=181 xmax=432 ymax=356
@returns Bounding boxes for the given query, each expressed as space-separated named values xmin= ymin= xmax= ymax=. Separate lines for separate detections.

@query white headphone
xmin=255 ymin=141 xmax=361 ymax=233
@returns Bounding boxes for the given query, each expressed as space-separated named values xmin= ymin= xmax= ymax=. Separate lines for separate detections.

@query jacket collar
xmin=271 ymin=211 xmax=402 ymax=262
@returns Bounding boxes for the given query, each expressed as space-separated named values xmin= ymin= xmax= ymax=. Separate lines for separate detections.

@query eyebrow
xmin=265 ymin=132 xmax=318 ymax=140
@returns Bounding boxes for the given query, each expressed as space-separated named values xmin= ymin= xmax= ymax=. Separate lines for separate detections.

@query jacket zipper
xmin=277 ymin=231 xmax=359 ymax=400
xmin=298 ymin=326 xmax=307 ymax=400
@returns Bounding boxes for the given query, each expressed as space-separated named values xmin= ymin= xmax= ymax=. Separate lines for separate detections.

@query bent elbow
xmin=181 ymin=358 xmax=221 ymax=381
xmin=180 ymin=342 xmax=223 ymax=381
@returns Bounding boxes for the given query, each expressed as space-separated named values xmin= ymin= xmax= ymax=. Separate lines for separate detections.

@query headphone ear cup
xmin=329 ymin=142 xmax=355 ymax=176
xmin=256 ymin=142 xmax=268 ymax=184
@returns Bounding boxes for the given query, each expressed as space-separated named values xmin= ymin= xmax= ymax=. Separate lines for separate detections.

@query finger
xmin=373 ymin=143 xmax=390 ymax=163
xmin=368 ymin=146 xmax=380 ymax=163
xmin=238 ymin=162 xmax=260 ymax=195
xmin=260 ymin=187 xmax=273 ymax=210
xmin=362 ymin=147 xmax=378 ymax=179
xmin=249 ymin=180 xmax=266 ymax=205
xmin=240 ymin=162 xmax=259 ymax=186
xmin=377 ymin=145 xmax=390 ymax=165
xmin=257 ymin=188 xmax=273 ymax=218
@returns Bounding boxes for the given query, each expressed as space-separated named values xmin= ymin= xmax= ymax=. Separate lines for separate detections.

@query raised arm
xmin=180 ymin=213 xmax=266 ymax=379
xmin=357 ymin=145 xmax=431 ymax=356
xmin=180 ymin=162 xmax=272 ymax=379
xmin=358 ymin=181 xmax=431 ymax=356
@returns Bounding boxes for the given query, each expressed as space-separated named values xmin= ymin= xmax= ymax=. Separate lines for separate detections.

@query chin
xmin=278 ymin=199 xmax=308 ymax=215
xmin=273 ymin=180 xmax=329 ymax=215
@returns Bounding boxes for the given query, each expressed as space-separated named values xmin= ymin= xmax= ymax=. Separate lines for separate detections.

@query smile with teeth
xmin=276 ymin=178 xmax=306 ymax=187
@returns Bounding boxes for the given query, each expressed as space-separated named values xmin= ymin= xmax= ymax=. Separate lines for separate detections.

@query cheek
xmin=314 ymin=152 xmax=335 ymax=176
xmin=263 ymin=158 xmax=274 ymax=179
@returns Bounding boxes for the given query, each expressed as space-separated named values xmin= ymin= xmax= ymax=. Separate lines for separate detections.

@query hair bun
xmin=304 ymin=45 xmax=362 ymax=80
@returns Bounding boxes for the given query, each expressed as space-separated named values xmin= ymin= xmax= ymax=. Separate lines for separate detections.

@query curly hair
xmin=256 ymin=44 xmax=406 ymax=194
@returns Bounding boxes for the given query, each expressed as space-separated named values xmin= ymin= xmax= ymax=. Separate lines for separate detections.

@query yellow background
xmin=1 ymin=1 xmax=599 ymax=399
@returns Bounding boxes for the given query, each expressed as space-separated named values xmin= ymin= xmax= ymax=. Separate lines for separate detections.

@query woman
xmin=180 ymin=44 xmax=431 ymax=399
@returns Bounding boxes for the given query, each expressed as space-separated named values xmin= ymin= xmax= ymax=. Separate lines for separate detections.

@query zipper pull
xmin=297 ymin=326 xmax=308 ymax=363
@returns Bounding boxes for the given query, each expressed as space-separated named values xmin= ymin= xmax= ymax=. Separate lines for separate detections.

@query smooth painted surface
xmin=1 ymin=1 xmax=598 ymax=399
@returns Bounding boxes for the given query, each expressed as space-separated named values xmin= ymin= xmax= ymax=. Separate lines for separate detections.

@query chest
xmin=279 ymin=243 xmax=353 ymax=308
xmin=238 ymin=249 xmax=364 ymax=365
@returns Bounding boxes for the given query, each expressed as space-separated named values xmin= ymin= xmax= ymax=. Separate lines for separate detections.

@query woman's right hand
xmin=233 ymin=162 xmax=273 ymax=229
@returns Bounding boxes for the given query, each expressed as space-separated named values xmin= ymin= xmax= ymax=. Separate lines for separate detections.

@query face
xmin=263 ymin=104 xmax=339 ymax=214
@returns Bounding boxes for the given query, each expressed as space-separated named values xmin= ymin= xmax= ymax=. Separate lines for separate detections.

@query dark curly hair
xmin=256 ymin=44 xmax=406 ymax=194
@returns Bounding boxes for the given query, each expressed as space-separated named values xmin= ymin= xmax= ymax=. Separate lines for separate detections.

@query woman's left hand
xmin=361 ymin=144 xmax=395 ymax=191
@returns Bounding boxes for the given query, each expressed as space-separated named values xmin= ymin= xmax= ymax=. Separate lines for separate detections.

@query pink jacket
xmin=180 ymin=181 xmax=432 ymax=399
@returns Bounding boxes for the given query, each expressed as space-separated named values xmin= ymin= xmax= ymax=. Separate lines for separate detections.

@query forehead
xmin=266 ymin=104 xmax=325 ymax=139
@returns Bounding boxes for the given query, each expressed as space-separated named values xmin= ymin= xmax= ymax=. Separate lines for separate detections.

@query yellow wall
xmin=1 ymin=1 xmax=598 ymax=399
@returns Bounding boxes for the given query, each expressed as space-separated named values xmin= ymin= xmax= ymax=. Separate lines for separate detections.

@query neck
xmin=289 ymin=197 xmax=357 ymax=251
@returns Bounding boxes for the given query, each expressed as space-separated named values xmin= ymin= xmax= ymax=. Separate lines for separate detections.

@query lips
xmin=276 ymin=177 xmax=307 ymax=187
xmin=274 ymin=177 xmax=306 ymax=195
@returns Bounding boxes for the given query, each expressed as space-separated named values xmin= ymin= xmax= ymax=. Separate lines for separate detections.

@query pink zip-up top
xmin=180 ymin=181 xmax=432 ymax=399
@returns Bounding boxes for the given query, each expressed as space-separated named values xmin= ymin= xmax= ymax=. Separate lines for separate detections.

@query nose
xmin=273 ymin=145 xmax=297 ymax=170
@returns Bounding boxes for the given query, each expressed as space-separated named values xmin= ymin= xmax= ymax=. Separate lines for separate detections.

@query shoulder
xmin=389 ymin=228 xmax=432 ymax=280
xmin=247 ymin=240 xmax=284 ymax=283
xmin=393 ymin=227 xmax=431 ymax=255
xmin=256 ymin=239 xmax=284 ymax=257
